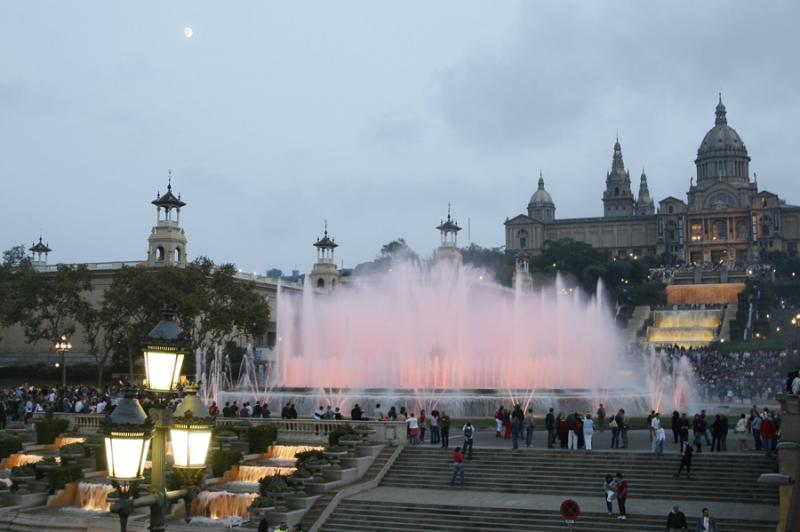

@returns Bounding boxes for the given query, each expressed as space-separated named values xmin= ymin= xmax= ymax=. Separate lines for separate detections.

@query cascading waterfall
xmin=192 ymin=491 xmax=258 ymax=520
xmin=75 ymin=482 xmax=114 ymax=512
xmin=236 ymin=465 xmax=296 ymax=483
xmin=268 ymin=445 xmax=325 ymax=460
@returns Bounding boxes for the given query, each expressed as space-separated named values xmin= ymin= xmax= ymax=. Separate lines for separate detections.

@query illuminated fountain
xmin=267 ymin=445 xmax=325 ymax=460
xmin=0 ymin=453 xmax=44 ymax=470
xmin=220 ymin=257 xmax=695 ymax=415
xmin=56 ymin=482 xmax=115 ymax=513
xmin=235 ymin=465 xmax=296 ymax=483
xmin=647 ymin=309 xmax=722 ymax=347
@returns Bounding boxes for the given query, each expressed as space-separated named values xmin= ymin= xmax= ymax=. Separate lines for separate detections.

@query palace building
xmin=504 ymin=97 xmax=800 ymax=264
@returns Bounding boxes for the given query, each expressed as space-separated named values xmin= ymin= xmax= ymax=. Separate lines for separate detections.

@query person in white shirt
xmin=650 ymin=413 xmax=661 ymax=452
xmin=582 ymin=414 xmax=594 ymax=451
xmin=73 ymin=399 xmax=84 ymax=413
xmin=655 ymin=426 xmax=666 ymax=456
xmin=96 ymin=400 xmax=107 ymax=414
xmin=792 ymin=375 xmax=800 ymax=395
xmin=697 ymin=507 xmax=717 ymax=531
xmin=406 ymin=413 xmax=420 ymax=445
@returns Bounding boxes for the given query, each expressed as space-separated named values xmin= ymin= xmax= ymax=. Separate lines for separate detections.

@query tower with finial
xmin=146 ymin=170 xmax=188 ymax=267
xmin=527 ymin=171 xmax=556 ymax=222
xmin=29 ymin=236 xmax=52 ymax=269
xmin=434 ymin=204 xmax=462 ymax=261
xmin=602 ymin=136 xmax=635 ymax=217
xmin=310 ymin=221 xmax=340 ymax=292
xmin=635 ymin=169 xmax=655 ymax=215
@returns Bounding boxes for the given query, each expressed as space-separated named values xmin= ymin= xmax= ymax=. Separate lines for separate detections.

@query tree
xmin=17 ymin=264 xmax=92 ymax=348
xmin=353 ymin=238 xmax=420 ymax=276
xmin=0 ymin=246 xmax=34 ymax=340
xmin=460 ymin=244 xmax=515 ymax=286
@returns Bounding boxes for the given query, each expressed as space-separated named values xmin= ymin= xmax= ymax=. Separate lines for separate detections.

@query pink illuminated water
xmin=277 ymin=260 xmax=628 ymax=391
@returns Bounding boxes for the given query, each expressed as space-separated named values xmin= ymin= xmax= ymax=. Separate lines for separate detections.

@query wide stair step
xmin=321 ymin=501 xmax=776 ymax=532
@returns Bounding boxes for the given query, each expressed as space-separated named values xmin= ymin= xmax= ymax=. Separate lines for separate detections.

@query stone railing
xmin=217 ymin=417 xmax=408 ymax=445
xmin=34 ymin=412 xmax=408 ymax=444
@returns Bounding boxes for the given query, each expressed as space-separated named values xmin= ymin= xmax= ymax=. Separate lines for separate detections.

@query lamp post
xmin=54 ymin=335 xmax=72 ymax=388
xmin=105 ymin=306 xmax=212 ymax=532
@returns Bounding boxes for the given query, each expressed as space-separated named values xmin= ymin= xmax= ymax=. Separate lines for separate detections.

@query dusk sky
xmin=2 ymin=2 xmax=798 ymax=274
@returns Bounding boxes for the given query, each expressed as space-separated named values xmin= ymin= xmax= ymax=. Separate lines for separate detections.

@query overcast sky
xmin=2 ymin=2 xmax=798 ymax=274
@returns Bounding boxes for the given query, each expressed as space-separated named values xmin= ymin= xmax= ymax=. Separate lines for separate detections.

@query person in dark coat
xmin=720 ymin=416 xmax=729 ymax=451
xmin=545 ymin=408 xmax=556 ymax=448
xmin=350 ymin=403 xmax=362 ymax=421
xmin=711 ymin=414 xmax=723 ymax=452
xmin=667 ymin=505 xmax=688 ymax=531
xmin=674 ymin=441 xmax=693 ymax=479
xmin=678 ymin=413 xmax=690 ymax=446
xmin=671 ymin=410 xmax=681 ymax=444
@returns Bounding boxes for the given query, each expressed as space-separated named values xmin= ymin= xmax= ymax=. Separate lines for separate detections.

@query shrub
xmin=35 ymin=417 xmax=70 ymax=445
xmin=247 ymin=424 xmax=278 ymax=454
xmin=250 ymin=494 xmax=275 ymax=508
xmin=10 ymin=465 xmax=36 ymax=477
xmin=0 ymin=437 xmax=23 ymax=459
xmin=59 ymin=443 xmax=89 ymax=457
xmin=259 ymin=474 xmax=291 ymax=495
xmin=294 ymin=450 xmax=326 ymax=469
xmin=328 ymin=424 xmax=355 ymax=446
xmin=46 ymin=464 xmax=84 ymax=493
xmin=210 ymin=448 xmax=243 ymax=477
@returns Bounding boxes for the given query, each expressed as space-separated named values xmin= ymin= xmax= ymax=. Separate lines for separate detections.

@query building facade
xmin=505 ymin=98 xmax=800 ymax=263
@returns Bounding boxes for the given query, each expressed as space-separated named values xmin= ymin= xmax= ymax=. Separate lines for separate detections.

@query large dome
xmin=695 ymin=97 xmax=750 ymax=186
xmin=529 ymin=174 xmax=553 ymax=206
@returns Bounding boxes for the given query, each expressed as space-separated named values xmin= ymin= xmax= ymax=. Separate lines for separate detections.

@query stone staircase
xmin=380 ymin=447 xmax=778 ymax=504
xmin=300 ymin=445 xmax=396 ymax=530
xmin=321 ymin=500 xmax=776 ymax=532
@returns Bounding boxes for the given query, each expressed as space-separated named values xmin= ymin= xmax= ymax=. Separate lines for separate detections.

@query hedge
xmin=35 ymin=417 xmax=70 ymax=444
xmin=0 ymin=437 xmax=23 ymax=459
xmin=247 ymin=424 xmax=278 ymax=454
xmin=210 ymin=448 xmax=243 ymax=477
xmin=46 ymin=464 xmax=84 ymax=493
xmin=328 ymin=424 xmax=355 ymax=446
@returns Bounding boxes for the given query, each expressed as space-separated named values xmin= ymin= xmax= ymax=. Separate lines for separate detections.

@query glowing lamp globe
xmin=103 ymin=389 xmax=153 ymax=482
xmin=170 ymin=385 xmax=213 ymax=470
xmin=143 ymin=305 xmax=191 ymax=392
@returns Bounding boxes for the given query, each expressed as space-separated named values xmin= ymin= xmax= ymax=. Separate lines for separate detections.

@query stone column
xmin=777 ymin=393 xmax=800 ymax=531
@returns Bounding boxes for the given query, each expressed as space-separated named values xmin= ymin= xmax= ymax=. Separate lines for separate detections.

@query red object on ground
xmin=560 ymin=499 xmax=581 ymax=520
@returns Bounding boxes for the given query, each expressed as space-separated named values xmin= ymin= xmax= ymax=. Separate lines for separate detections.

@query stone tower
xmin=310 ymin=222 xmax=339 ymax=292
xmin=635 ymin=170 xmax=655 ymax=215
xmin=146 ymin=172 xmax=188 ymax=268
xmin=434 ymin=205 xmax=462 ymax=262
xmin=29 ymin=236 xmax=51 ymax=269
xmin=527 ymin=172 xmax=556 ymax=222
xmin=602 ymin=138 xmax=635 ymax=217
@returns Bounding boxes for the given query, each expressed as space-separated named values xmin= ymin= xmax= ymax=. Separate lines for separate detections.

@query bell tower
xmin=310 ymin=221 xmax=340 ymax=292
xmin=602 ymin=137 xmax=635 ymax=217
xmin=434 ymin=204 xmax=462 ymax=262
xmin=146 ymin=171 xmax=188 ymax=268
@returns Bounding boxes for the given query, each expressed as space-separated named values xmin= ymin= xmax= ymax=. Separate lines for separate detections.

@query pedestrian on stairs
xmin=462 ymin=421 xmax=475 ymax=459
xmin=603 ymin=474 xmax=617 ymax=516
xmin=615 ymin=472 xmax=628 ymax=520
xmin=524 ymin=407 xmax=535 ymax=448
xmin=583 ymin=413 xmax=594 ymax=451
xmin=666 ymin=505 xmax=689 ymax=532
xmin=495 ymin=405 xmax=504 ymax=438
xmin=545 ymin=408 xmax=556 ymax=448
xmin=449 ymin=447 xmax=465 ymax=486
xmin=674 ymin=441 xmax=693 ymax=479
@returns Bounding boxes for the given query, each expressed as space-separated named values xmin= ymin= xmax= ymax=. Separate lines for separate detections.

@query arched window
xmin=317 ymin=278 xmax=325 ymax=289
xmin=517 ymin=229 xmax=529 ymax=249
xmin=156 ymin=246 xmax=165 ymax=261
xmin=174 ymin=247 xmax=182 ymax=263
xmin=614 ymin=187 xmax=619 ymax=196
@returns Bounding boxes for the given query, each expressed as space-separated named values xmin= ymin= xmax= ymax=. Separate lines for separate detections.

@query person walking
xmin=524 ymin=407 xmax=535 ymax=448
xmin=511 ymin=404 xmax=524 ymax=450
xmin=610 ymin=413 xmax=620 ymax=449
xmin=603 ymin=474 xmax=617 ymax=517
xmin=545 ymin=408 xmax=556 ymax=448
xmin=696 ymin=507 xmax=717 ymax=532
xmin=597 ymin=403 xmax=606 ymax=432
xmin=650 ymin=412 xmax=661 ymax=452
xmin=751 ymin=413 xmax=763 ymax=450
xmin=440 ymin=411 xmax=451 ymax=449
xmin=678 ymin=413 xmax=690 ymax=447
xmin=583 ymin=413 xmax=594 ymax=451
xmin=735 ymin=413 xmax=748 ymax=450
xmin=618 ymin=409 xmax=629 ymax=449
xmin=666 ymin=505 xmax=689 ymax=532
xmin=449 ymin=447 xmax=464 ymax=486
xmin=674 ymin=441 xmax=693 ymax=479
xmin=567 ymin=412 xmax=579 ymax=450
xmin=615 ymin=472 xmax=628 ymax=520
xmin=495 ymin=405 xmax=505 ymax=438
xmin=462 ymin=421 xmax=475 ymax=460
xmin=692 ymin=414 xmax=704 ymax=453
xmin=711 ymin=414 xmax=723 ymax=452
xmin=655 ymin=425 xmax=666 ymax=456
xmin=430 ymin=410 xmax=440 ymax=445
xmin=406 ymin=412 xmax=420 ymax=445
xmin=671 ymin=410 xmax=681 ymax=444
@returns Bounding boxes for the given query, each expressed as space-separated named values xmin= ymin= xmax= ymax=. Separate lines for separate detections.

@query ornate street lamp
xmin=54 ymin=335 xmax=72 ymax=388
xmin=107 ymin=306 xmax=211 ymax=532
xmin=170 ymin=384 xmax=213 ymax=485
xmin=143 ymin=306 xmax=190 ymax=392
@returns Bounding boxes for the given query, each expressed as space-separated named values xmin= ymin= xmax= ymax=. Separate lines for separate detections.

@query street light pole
xmin=54 ymin=335 xmax=72 ymax=388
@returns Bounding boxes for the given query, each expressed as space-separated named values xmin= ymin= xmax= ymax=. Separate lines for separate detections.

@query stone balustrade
xmin=31 ymin=412 xmax=407 ymax=444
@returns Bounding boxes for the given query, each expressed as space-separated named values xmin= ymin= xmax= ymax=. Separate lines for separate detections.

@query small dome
xmin=529 ymin=173 xmax=554 ymax=206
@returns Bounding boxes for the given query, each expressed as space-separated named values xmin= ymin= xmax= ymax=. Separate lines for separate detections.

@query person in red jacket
xmin=615 ymin=472 xmax=628 ymax=520
xmin=760 ymin=414 xmax=777 ymax=458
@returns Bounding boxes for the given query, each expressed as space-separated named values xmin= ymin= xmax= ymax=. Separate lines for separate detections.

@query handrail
xmin=310 ymin=444 xmax=406 ymax=532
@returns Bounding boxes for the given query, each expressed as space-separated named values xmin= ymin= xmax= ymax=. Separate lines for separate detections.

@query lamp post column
xmin=60 ymin=351 xmax=66 ymax=388
xmin=149 ymin=407 xmax=170 ymax=532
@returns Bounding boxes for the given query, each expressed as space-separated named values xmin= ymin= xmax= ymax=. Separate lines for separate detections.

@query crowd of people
xmin=0 ymin=383 xmax=120 ymax=427
xmin=656 ymin=344 xmax=799 ymax=402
